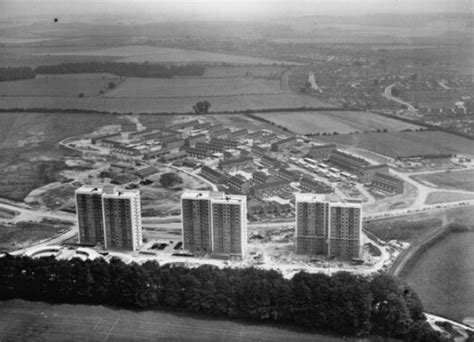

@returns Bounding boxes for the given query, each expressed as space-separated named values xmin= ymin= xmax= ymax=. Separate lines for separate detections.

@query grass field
xmin=256 ymin=111 xmax=421 ymax=134
xmin=413 ymin=169 xmax=474 ymax=192
xmin=0 ymin=300 xmax=374 ymax=342
xmin=425 ymin=191 xmax=474 ymax=204
xmin=0 ymin=78 xmax=112 ymax=97
xmin=0 ymin=207 xmax=18 ymax=219
xmin=0 ymin=220 xmax=71 ymax=253
xmin=319 ymin=131 xmax=474 ymax=157
xmin=0 ymin=93 xmax=334 ymax=113
xmin=365 ymin=217 xmax=443 ymax=243
xmin=0 ymin=112 xmax=123 ymax=200
xmin=104 ymin=77 xmax=284 ymax=98
xmin=400 ymin=89 xmax=464 ymax=108
xmin=40 ymin=45 xmax=295 ymax=65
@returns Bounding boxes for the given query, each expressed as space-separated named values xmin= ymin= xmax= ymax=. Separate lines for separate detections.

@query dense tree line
xmin=0 ymin=255 xmax=444 ymax=341
xmin=0 ymin=67 xmax=35 ymax=81
xmin=34 ymin=62 xmax=206 ymax=78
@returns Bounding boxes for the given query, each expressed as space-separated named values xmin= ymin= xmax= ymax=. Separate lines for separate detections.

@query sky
xmin=1 ymin=0 xmax=472 ymax=22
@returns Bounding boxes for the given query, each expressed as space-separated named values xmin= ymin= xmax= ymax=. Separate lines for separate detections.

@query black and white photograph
xmin=0 ymin=0 xmax=473 ymax=340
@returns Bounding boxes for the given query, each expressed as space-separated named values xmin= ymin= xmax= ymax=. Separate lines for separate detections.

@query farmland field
xmin=319 ymin=131 xmax=474 ymax=157
xmin=413 ymin=169 xmax=474 ymax=192
xmin=202 ymin=65 xmax=287 ymax=78
xmin=0 ymin=78 xmax=113 ymax=97
xmin=104 ymin=77 xmax=284 ymax=98
xmin=0 ymin=93 xmax=333 ymax=113
xmin=37 ymin=45 xmax=296 ymax=65
xmin=255 ymin=111 xmax=421 ymax=134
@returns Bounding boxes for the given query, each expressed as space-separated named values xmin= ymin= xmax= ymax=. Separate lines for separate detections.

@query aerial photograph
xmin=0 ymin=0 xmax=473 ymax=340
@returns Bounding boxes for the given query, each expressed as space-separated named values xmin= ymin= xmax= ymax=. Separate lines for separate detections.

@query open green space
xmin=0 ymin=299 xmax=369 ymax=342
xmin=0 ymin=78 xmax=112 ymax=97
xmin=0 ymin=207 xmax=19 ymax=219
xmin=256 ymin=111 xmax=420 ymax=134
xmin=0 ymin=112 xmax=123 ymax=201
xmin=0 ymin=219 xmax=72 ymax=253
xmin=0 ymin=92 xmax=333 ymax=114
xmin=38 ymin=45 xmax=296 ymax=65
xmin=365 ymin=217 xmax=443 ymax=243
xmin=413 ymin=169 xmax=474 ymax=192
xmin=425 ymin=191 xmax=474 ymax=204
xmin=319 ymin=131 xmax=474 ymax=158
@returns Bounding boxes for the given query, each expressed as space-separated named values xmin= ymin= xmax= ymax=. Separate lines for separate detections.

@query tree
xmin=391 ymin=87 xmax=401 ymax=97
xmin=193 ymin=100 xmax=211 ymax=114
xmin=108 ymin=81 xmax=116 ymax=89
xmin=159 ymin=172 xmax=182 ymax=188
xmin=78 ymin=92 xmax=85 ymax=98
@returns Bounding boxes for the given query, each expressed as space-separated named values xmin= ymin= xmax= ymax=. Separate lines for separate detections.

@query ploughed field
xmin=319 ymin=131 xmax=474 ymax=158
xmin=256 ymin=111 xmax=421 ymax=134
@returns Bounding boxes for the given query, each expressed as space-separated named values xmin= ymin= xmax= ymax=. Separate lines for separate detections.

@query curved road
xmin=383 ymin=84 xmax=417 ymax=114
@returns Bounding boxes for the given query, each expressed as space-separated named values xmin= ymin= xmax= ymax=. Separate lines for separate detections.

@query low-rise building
xmin=185 ymin=147 xmax=211 ymax=159
xmin=271 ymin=136 xmax=297 ymax=151
xmin=329 ymin=150 xmax=370 ymax=174
xmin=307 ymin=144 xmax=337 ymax=160
xmin=185 ymin=134 xmax=207 ymax=147
xmin=250 ymin=180 xmax=292 ymax=199
xmin=135 ymin=166 xmax=159 ymax=178
xmin=210 ymin=138 xmax=239 ymax=149
xmin=193 ymin=122 xmax=212 ymax=131
xmin=273 ymin=168 xmax=299 ymax=182
xmin=143 ymin=147 xmax=171 ymax=160
xmin=162 ymin=137 xmax=185 ymax=150
xmin=300 ymin=176 xmax=333 ymax=194
xmin=361 ymin=164 xmax=389 ymax=183
xmin=91 ymin=133 xmax=121 ymax=145
xmin=167 ymin=120 xmax=199 ymax=131
xmin=196 ymin=142 xmax=225 ymax=153
xmin=226 ymin=175 xmax=252 ymax=195
xmin=210 ymin=128 xmax=231 ymax=138
xmin=372 ymin=172 xmax=404 ymax=194
xmin=207 ymin=123 xmax=224 ymax=133
xmin=251 ymin=145 xmax=268 ymax=157
xmin=260 ymin=155 xmax=282 ymax=169
xmin=252 ymin=171 xmax=270 ymax=184
xmin=218 ymin=156 xmax=254 ymax=172
xmin=227 ymin=129 xmax=248 ymax=140
xmin=200 ymin=166 xmax=227 ymax=184
xmin=160 ymin=151 xmax=188 ymax=163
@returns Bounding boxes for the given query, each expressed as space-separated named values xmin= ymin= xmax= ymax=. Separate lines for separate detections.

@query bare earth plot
xmin=256 ymin=111 xmax=421 ymax=134
xmin=319 ymin=131 xmax=474 ymax=158
xmin=0 ymin=300 xmax=356 ymax=342
xmin=104 ymin=77 xmax=284 ymax=98
xmin=0 ymin=93 xmax=334 ymax=113
xmin=413 ymin=169 xmax=474 ymax=192
xmin=0 ymin=78 xmax=112 ymax=97
xmin=38 ymin=45 xmax=296 ymax=65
